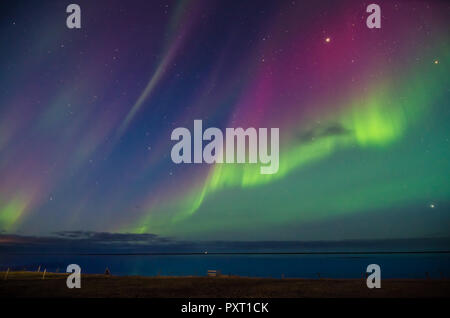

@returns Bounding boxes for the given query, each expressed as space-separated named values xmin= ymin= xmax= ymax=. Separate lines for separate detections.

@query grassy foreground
xmin=0 ymin=271 xmax=449 ymax=298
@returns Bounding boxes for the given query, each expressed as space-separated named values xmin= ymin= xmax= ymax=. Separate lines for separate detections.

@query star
xmin=434 ymin=60 xmax=439 ymax=64
xmin=325 ymin=37 xmax=331 ymax=43
xmin=430 ymin=203 xmax=435 ymax=208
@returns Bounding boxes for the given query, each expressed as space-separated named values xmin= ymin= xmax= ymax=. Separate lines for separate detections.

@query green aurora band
xmin=127 ymin=42 xmax=449 ymax=236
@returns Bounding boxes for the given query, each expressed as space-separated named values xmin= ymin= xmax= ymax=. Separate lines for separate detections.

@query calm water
xmin=1 ymin=253 xmax=449 ymax=279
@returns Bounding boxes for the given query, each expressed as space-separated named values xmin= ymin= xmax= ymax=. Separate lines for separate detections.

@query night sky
xmin=0 ymin=0 xmax=449 ymax=241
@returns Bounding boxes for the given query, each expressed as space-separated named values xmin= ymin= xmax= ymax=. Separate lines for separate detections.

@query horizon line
xmin=2 ymin=250 xmax=450 ymax=256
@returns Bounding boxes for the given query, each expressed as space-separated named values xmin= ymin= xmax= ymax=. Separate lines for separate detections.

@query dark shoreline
xmin=1 ymin=271 xmax=449 ymax=298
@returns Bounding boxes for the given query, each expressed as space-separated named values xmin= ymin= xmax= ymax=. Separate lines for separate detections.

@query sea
xmin=1 ymin=252 xmax=449 ymax=279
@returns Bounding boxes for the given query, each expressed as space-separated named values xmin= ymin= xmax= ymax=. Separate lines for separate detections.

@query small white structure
xmin=207 ymin=269 xmax=220 ymax=277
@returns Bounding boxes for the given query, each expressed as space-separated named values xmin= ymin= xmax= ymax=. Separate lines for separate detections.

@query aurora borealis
xmin=0 ymin=0 xmax=449 ymax=241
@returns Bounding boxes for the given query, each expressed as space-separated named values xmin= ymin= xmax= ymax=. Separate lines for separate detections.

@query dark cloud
xmin=0 ymin=231 xmax=449 ymax=255
xmin=0 ymin=231 xmax=182 ymax=254
xmin=322 ymin=124 xmax=352 ymax=137
xmin=297 ymin=123 xmax=352 ymax=143
xmin=53 ymin=231 xmax=171 ymax=244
